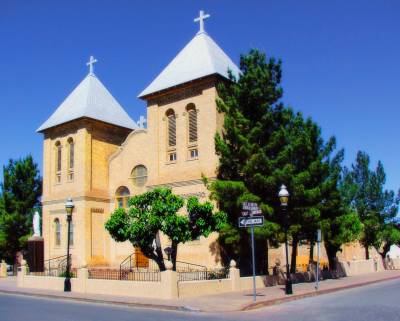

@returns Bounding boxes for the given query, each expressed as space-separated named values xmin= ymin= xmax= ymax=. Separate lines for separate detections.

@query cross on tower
xmin=86 ymin=55 xmax=98 ymax=75
xmin=194 ymin=10 xmax=210 ymax=34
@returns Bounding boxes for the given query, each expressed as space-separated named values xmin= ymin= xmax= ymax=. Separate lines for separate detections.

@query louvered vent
xmin=188 ymin=109 xmax=198 ymax=143
xmin=168 ymin=114 xmax=176 ymax=147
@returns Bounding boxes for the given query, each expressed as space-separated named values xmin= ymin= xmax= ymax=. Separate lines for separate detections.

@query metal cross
xmin=194 ymin=10 xmax=210 ymax=34
xmin=86 ymin=55 xmax=98 ymax=75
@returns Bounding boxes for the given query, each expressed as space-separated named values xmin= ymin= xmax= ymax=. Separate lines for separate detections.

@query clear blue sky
xmin=0 ymin=1 xmax=399 ymax=191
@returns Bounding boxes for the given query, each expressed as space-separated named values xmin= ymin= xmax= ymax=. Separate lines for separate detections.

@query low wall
xmin=339 ymin=259 xmax=384 ymax=276
xmin=17 ymin=260 xmax=392 ymax=299
xmin=17 ymin=267 xmax=178 ymax=299
xmin=239 ymin=275 xmax=267 ymax=290
xmin=19 ymin=274 xmax=78 ymax=291
xmin=178 ymin=279 xmax=231 ymax=298
xmin=85 ymin=278 xmax=164 ymax=298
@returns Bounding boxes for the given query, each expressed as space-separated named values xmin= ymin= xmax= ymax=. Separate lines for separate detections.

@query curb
xmin=0 ymin=289 xmax=194 ymax=312
xmin=241 ymin=274 xmax=400 ymax=311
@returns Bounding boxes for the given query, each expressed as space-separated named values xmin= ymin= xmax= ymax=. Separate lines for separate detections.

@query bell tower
xmin=37 ymin=57 xmax=137 ymax=266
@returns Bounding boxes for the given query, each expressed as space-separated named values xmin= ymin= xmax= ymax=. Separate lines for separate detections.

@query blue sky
xmin=0 ymin=1 xmax=399 ymax=191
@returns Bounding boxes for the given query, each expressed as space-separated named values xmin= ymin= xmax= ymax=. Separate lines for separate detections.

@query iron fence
xmin=178 ymin=267 xmax=229 ymax=282
xmin=88 ymin=269 xmax=160 ymax=282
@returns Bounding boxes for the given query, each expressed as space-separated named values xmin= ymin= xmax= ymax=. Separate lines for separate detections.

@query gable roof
xmin=138 ymin=31 xmax=240 ymax=98
xmin=37 ymin=73 xmax=137 ymax=132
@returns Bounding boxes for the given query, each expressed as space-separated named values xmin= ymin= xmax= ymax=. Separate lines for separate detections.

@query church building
xmin=37 ymin=11 xmax=240 ymax=268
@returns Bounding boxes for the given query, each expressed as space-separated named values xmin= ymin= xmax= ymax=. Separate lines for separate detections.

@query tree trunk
xmin=171 ymin=240 xmax=178 ymax=271
xmin=290 ymin=234 xmax=298 ymax=274
xmin=154 ymin=232 xmax=166 ymax=271
xmin=309 ymin=240 xmax=315 ymax=264
xmin=377 ymin=242 xmax=391 ymax=261
xmin=324 ymin=241 xmax=338 ymax=271
xmin=365 ymin=245 xmax=370 ymax=260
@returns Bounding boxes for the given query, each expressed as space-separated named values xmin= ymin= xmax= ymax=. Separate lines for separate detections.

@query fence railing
xmin=27 ymin=254 xmax=76 ymax=278
xmin=28 ymin=267 xmax=77 ymax=278
xmin=89 ymin=269 xmax=160 ymax=282
xmin=178 ymin=267 xmax=229 ymax=282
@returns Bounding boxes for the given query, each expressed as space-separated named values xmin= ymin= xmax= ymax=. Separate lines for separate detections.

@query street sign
xmin=242 ymin=202 xmax=262 ymax=216
xmin=238 ymin=216 xmax=264 ymax=228
xmin=242 ymin=202 xmax=259 ymax=211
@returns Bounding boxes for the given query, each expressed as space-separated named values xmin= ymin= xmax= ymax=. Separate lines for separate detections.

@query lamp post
xmin=278 ymin=185 xmax=293 ymax=295
xmin=64 ymin=198 xmax=74 ymax=292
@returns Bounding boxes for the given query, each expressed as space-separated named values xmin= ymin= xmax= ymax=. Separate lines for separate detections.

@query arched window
xmin=116 ymin=186 xmax=130 ymax=208
xmin=67 ymin=138 xmax=74 ymax=181
xmin=54 ymin=218 xmax=61 ymax=246
xmin=166 ymin=109 xmax=177 ymax=162
xmin=186 ymin=104 xmax=199 ymax=159
xmin=55 ymin=141 xmax=62 ymax=183
xmin=166 ymin=109 xmax=176 ymax=147
xmin=131 ymin=165 xmax=148 ymax=187
xmin=186 ymin=104 xmax=198 ymax=143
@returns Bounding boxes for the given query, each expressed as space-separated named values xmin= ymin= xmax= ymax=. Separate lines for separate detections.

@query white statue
xmin=33 ymin=211 xmax=41 ymax=237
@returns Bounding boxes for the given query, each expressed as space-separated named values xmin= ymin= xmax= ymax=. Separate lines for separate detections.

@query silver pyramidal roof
xmin=37 ymin=73 xmax=137 ymax=132
xmin=138 ymin=31 xmax=240 ymax=98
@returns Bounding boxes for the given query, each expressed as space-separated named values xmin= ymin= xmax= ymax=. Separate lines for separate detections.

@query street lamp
xmin=278 ymin=185 xmax=293 ymax=295
xmin=64 ymin=198 xmax=74 ymax=292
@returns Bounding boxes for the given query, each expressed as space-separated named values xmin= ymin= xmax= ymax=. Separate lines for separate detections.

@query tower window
xmin=168 ymin=152 xmax=177 ymax=162
xmin=67 ymin=138 xmax=74 ymax=181
xmin=166 ymin=109 xmax=176 ymax=147
xmin=189 ymin=149 xmax=198 ymax=159
xmin=186 ymin=104 xmax=198 ymax=143
xmin=55 ymin=141 xmax=62 ymax=183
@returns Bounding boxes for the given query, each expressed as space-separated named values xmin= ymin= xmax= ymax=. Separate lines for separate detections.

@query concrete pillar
xmin=229 ymin=260 xmax=240 ymax=291
xmin=161 ymin=261 xmax=178 ymax=299
xmin=75 ymin=267 xmax=88 ymax=293
xmin=0 ymin=260 xmax=7 ymax=278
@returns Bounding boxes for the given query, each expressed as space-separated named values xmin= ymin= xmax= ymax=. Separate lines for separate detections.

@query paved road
xmin=1 ymin=279 xmax=399 ymax=321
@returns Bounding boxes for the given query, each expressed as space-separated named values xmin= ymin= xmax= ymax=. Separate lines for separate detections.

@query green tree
xmin=105 ymin=188 xmax=226 ymax=271
xmin=320 ymin=150 xmax=362 ymax=269
xmin=212 ymin=49 xmax=338 ymax=273
xmin=347 ymin=151 xmax=399 ymax=259
xmin=0 ymin=155 xmax=42 ymax=263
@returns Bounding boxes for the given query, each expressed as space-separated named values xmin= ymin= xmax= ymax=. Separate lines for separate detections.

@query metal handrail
xmin=44 ymin=254 xmax=69 ymax=271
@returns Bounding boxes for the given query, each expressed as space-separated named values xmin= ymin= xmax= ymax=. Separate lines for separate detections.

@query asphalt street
xmin=0 ymin=279 xmax=399 ymax=321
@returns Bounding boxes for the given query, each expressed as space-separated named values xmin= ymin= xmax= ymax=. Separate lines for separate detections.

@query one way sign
xmin=238 ymin=216 xmax=264 ymax=228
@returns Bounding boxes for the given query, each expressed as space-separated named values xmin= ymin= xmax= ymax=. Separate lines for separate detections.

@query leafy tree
xmin=211 ymin=49 xmax=338 ymax=273
xmin=0 ymin=155 xmax=42 ymax=263
xmin=346 ymin=151 xmax=399 ymax=259
xmin=105 ymin=188 xmax=227 ymax=271
xmin=320 ymin=150 xmax=362 ymax=269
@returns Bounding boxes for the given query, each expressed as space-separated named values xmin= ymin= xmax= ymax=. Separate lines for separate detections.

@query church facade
xmin=37 ymin=12 xmax=374 ymax=270
xmin=37 ymin=13 xmax=240 ymax=268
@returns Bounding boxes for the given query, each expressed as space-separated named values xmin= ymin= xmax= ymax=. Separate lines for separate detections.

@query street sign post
xmin=239 ymin=202 xmax=264 ymax=302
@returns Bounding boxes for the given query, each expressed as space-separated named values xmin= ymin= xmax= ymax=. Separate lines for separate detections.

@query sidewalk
xmin=1 ymin=270 xmax=399 ymax=313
